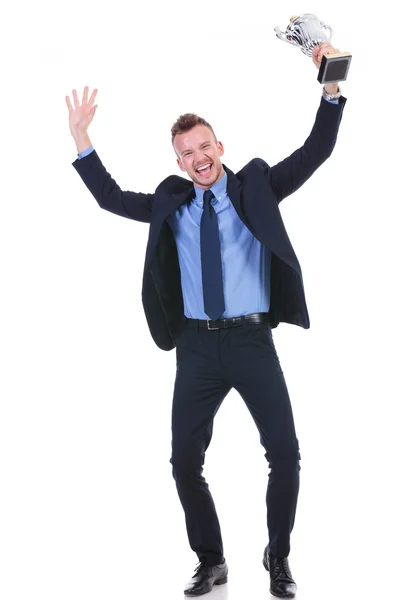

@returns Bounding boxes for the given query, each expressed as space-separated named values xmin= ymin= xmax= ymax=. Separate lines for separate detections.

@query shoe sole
xmin=184 ymin=575 xmax=228 ymax=596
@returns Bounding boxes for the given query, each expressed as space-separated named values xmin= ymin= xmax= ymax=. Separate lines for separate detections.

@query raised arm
xmin=269 ymin=95 xmax=346 ymax=203
xmin=66 ymin=87 xmax=154 ymax=223
xmin=269 ymin=43 xmax=347 ymax=203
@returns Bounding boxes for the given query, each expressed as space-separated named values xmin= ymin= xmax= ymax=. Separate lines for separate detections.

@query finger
xmin=87 ymin=105 xmax=98 ymax=124
xmin=72 ymin=89 xmax=80 ymax=110
xmin=313 ymin=42 xmax=327 ymax=54
xmin=322 ymin=46 xmax=336 ymax=55
xmin=317 ymin=46 xmax=333 ymax=60
xmin=82 ymin=86 xmax=88 ymax=105
xmin=313 ymin=43 xmax=327 ymax=54
xmin=65 ymin=95 xmax=73 ymax=113
xmin=319 ymin=48 xmax=339 ymax=63
xmin=88 ymin=88 xmax=98 ymax=107
xmin=316 ymin=43 xmax=328 ymax=52
xmin=321 ymin=43 xmax=338 ymax=54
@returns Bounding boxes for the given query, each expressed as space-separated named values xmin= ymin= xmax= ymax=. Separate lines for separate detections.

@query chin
xmin=192 ymin=164 xmax=221 ymax=187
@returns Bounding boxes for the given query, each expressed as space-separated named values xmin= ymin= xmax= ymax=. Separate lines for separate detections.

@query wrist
xmin=73 ymin=131 xmax=92 ymax=154
xmin=322 ymin=83 xmax=342 ymax=102
xmin=324 ymin=82 xmax=339 ymax=95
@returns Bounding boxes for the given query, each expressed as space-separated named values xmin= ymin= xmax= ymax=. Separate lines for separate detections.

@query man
xmin=66 ymin=41 xmax=346 ymax=598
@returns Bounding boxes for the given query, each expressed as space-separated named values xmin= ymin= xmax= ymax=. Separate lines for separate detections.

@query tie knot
xmin=203 ymin=190 xmax=215 ymax=205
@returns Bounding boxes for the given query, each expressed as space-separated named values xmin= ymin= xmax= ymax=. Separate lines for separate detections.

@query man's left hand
xmin=312 ymin=42 xmax=339 ymax=68
xmin=312 ymin=42 xmax=340 ymax=94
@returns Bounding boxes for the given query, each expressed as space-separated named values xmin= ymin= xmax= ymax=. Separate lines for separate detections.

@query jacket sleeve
xmin=269 ymin=96 xmax=347 ymax=203
xmin=72 ymin=149 xmax=154 ymax=223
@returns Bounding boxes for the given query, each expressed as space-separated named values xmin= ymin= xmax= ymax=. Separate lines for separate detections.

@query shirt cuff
xmin=77 ymin=145 xmax=94 ymax=159
xmin=323 ymin=96 xmax=339 ymax=105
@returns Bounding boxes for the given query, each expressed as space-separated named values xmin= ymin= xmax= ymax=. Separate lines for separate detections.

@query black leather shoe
xmin=184 ymin=558 xmax=228 ymax=596
xmin=263 ymin=545 xmax=297 ymax=598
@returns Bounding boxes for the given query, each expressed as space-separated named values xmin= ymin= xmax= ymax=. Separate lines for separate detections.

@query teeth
xmin=198 ymin=163 xmax=211 ymax=171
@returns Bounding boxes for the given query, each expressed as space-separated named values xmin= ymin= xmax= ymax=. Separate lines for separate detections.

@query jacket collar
xmin=167 ymin=163 xmax=243 ymax=216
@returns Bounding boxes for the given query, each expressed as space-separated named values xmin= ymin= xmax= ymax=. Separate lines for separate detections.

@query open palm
xmin=65 ymin=86 xmax=98 ymax=136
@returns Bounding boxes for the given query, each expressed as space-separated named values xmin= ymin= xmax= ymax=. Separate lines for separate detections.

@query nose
xmin=194 ymin=152 xmax=209 ymax=166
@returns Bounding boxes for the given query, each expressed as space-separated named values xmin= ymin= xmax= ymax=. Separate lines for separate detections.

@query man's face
xmin=174 ymin=125 xmax=225 ymax=190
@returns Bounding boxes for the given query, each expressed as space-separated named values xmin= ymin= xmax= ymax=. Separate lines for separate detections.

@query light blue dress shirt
xmin=166 ymin=172 xmax=271 ymax=319
xmin=76 ymin=96 xmax=339 ymax=319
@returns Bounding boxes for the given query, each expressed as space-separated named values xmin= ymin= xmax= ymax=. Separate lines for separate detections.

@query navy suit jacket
xmin=72 ymin=96 xmax=346 ymax=350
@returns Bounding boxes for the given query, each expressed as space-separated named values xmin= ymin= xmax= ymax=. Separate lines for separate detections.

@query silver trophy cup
xmin=274 ymin=14 xmax=352 ymax=83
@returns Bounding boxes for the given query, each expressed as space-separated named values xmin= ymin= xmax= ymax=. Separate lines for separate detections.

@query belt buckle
xmin=207 ymin=320 xmax=219 ymax=330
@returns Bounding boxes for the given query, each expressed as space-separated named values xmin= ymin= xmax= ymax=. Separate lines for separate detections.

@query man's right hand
xmin=65 ymin=86 xmax=98 ymax=153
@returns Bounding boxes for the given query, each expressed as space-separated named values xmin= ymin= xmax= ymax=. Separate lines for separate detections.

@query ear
xmin=217 ymin=141 xmax=225 ymax=157
xmin=176 ymin=157 xmax=186 ymax=172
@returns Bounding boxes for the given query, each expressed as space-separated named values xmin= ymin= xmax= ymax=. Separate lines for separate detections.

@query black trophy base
xmin=317 ymin=51 xmax=352 ymax=84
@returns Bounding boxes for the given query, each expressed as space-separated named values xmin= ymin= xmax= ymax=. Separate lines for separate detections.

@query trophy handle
xmin=274 ymin=26 xmax=300 ymax=48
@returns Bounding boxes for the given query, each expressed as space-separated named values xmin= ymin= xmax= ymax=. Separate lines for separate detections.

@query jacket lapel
xmin=161 ymin=163 xmax=244 ymax=220
xmin=223 ymin=164 xmax=249 ymax=229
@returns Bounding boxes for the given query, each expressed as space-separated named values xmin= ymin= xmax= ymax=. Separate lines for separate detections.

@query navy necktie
xmin=200 ymin=190 xmax=225 ymax=320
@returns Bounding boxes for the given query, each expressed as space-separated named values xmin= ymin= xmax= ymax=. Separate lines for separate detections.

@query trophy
xmin=274 ymin=14 xmax=352 ymax=84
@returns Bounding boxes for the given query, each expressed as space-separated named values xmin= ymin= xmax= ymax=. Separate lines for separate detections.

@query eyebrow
xmin=182 ymin=142 xmax=211 ymax=156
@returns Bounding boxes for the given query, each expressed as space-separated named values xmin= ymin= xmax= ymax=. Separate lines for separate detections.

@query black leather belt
xmin=185 ymin=312 xmax=269 ymax=330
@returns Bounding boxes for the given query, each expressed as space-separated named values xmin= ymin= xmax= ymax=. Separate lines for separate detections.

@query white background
xmin=1 ymin=1 xmax=399 ymax=599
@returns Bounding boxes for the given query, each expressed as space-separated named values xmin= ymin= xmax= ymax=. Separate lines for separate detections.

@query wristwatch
xmin=322 ymin=85 xmax=342 ymax=102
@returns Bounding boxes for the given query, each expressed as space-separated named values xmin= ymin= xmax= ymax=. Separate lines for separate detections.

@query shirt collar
xmin=193 ymin=170 xmax=228 ymax=206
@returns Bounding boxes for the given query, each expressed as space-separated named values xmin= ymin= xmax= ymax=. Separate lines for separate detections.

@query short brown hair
xmin=171 ymin=113 xmax=217 ymax=149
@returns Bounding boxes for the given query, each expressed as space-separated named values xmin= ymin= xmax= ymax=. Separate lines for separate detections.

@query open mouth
xmin=196 ymin=163 xmax=213 ymax=177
